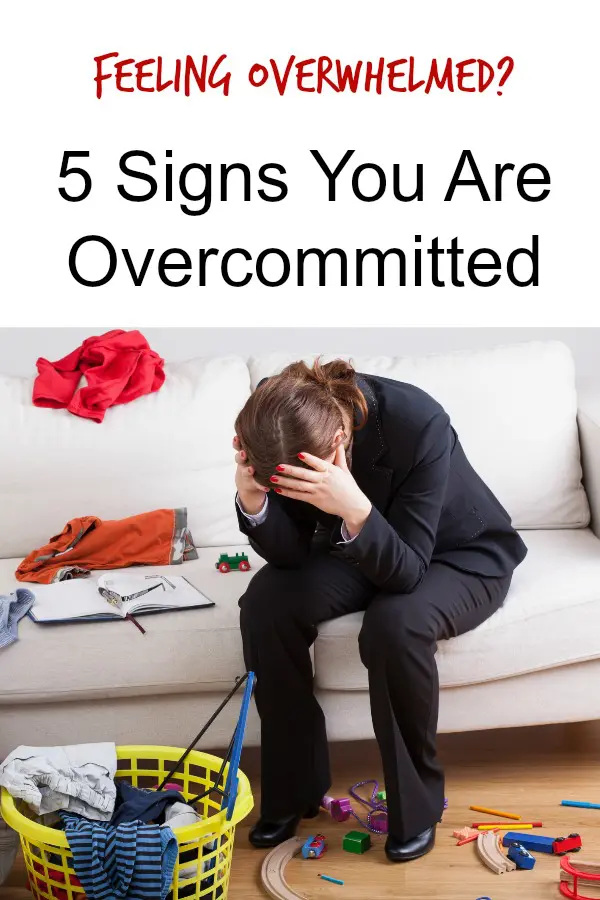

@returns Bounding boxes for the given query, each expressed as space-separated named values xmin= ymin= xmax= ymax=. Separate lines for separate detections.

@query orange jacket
xmin=16 ymin=508 xmax=197 ymax=584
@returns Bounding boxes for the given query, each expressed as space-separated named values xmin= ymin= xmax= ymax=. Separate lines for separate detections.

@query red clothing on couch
xmin=33 ymin=329 xmax=165 ymax=423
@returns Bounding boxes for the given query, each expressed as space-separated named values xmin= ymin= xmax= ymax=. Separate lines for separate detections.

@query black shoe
xmin=249 ymin=806 xmax=320 ymax=849
xmin=385 ymin=825 xmax=436 ymax=862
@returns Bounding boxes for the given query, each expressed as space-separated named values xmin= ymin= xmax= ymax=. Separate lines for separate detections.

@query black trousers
xmin=238 ymin=541 xmax=511 ymax=840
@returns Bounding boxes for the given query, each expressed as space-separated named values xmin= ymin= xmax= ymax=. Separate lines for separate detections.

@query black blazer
xmin=235 ymin=374 xmax=527 ymax=593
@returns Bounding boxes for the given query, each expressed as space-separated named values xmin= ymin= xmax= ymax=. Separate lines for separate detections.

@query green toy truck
xmin=215 ymin=552 xmax=251 ymax=573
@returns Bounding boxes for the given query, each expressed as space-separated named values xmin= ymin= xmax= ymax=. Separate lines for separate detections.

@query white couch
xmin=1 ymin=340 xmax=600 ymax=760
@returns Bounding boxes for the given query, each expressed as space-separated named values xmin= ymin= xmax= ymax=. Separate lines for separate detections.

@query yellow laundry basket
xmin=1 ymin=745 xmax=254 ymax=900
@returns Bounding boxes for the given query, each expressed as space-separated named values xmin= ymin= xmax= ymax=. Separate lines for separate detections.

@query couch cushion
xmin=0 ymin=547 xmax=265 ymax=705
xmin=3 ymin=530 xmax=600 ymax=706
xmin=0 ymin=356 xmax=251 ymax=559
xmin=314 ymin=529 xmax=600 ymax=690
xmin=248 ymin=342 xmax=589 ymax=530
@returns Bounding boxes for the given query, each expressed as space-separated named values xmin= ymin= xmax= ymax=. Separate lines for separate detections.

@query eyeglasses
xmin=99 ymin=575 xmax=174 ymax=606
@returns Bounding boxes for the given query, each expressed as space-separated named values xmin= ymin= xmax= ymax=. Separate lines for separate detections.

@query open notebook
xmin=28 ymin=573 xmax=214 ymax=623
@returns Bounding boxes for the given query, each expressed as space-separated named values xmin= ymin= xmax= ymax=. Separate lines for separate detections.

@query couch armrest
xmin=578 ymin=394 xmax=600 ymax=538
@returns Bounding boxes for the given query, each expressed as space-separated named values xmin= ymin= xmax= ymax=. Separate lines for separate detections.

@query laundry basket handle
xmin=156 ymin=671 xmax=253 ymax=791
xmin=221 ymin=671 xmax=256 ymax=820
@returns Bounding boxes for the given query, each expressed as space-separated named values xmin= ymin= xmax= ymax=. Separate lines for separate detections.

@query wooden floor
xmin=3 ymin=721 xmax=600 ymax=899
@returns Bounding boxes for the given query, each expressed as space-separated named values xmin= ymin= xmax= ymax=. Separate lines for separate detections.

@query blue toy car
xmin=301 ymin=834 xmax=327 ymax=859
xmin=507 ymin=842 xmax=536 ymax=869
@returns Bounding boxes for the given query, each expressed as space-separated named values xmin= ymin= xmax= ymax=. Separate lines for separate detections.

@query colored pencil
xmin=469 ymin=805 xmax=521 ymax=820
xmin=561 ymin=800 xmax=600 ymax=810
xmin=472 ymin=821 xmax=542 ymax=829
xmin=457 ymin=828 xmax=499 ymax=846
xmin=477 ymin=824 xmax=533 ymax=831
xmin=319 ymin=874 xmax=344 ymax=885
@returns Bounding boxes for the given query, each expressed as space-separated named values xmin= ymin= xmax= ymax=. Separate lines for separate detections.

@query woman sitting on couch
xmin=233 ymin=358 xmax=527 ymax=862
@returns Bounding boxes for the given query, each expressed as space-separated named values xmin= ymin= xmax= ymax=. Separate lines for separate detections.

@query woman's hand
xmin=271 ymin=445 xmax=372 ymax=537
xmin=233 ymin=436 xmax=270 ymax=515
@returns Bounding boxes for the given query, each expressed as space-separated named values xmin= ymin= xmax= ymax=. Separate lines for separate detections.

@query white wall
xmin=1 ymin=328 xmax=598 ymax=390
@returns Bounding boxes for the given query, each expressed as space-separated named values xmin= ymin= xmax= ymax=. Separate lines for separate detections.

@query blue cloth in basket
xmin=61 ymin=813 xmax=177 ymax=900
xmin=111 ymin=782 xmax=185 ymax=826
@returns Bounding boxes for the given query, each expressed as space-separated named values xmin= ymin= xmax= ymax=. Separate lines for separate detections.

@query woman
xmin=233 ymin=359 xmax=527 ymax=862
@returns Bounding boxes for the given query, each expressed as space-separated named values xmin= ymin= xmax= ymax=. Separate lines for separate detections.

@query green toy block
xmin=376 ymin=790 xmax=386 ymax=801
xmin=342 ymin=830 xmax=371 ymax=854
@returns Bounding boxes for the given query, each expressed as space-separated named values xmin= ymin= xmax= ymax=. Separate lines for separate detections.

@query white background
xmin=1 ymin=327 xmax=598 ymax=391
xmin=1 ymin=0 xmax=598 ymax=326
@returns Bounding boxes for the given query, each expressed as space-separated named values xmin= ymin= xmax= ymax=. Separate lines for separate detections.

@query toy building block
xmin=454 ymin=827 xmax=479 ymax=845
xmin=376 ymin=790 xmax=386 ymax=801
xmin=370 ymin=811 xmax=388 ymax=833
xmin=507 ymin=842 xmax=536 ymax=870
xmin=454 ymin=827 xmax=478 ymax=840
xmin=502 ymin=832 xmax=555 ymax=854
xmin=342 ymin=831 xmax=371 ymax=854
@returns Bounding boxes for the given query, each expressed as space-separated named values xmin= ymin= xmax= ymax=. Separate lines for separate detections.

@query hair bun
xmin=284 ymin=356 xmax=355 ymax=388
xmin=279 ymin=357 xmax=367 ymax=426
xmin=318 ymin=357 xmax=356 ymax=386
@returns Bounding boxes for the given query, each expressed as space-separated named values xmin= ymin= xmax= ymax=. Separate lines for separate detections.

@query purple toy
xmin=322 ymin=786 xmax=448 ymax=835
xmin=349 ymin=780 xmax=388 ymax=834
xmin=321 ymin=795 xmax=352 ymax=823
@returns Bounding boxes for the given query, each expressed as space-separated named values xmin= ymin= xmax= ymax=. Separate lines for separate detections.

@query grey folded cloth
xmin=0 ymin=589 xmax=34 ymax=650
xmin=0 ymin=743 xmax=117 ymax=820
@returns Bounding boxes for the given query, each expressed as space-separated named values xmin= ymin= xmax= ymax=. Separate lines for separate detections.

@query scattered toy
xmin=559 ymin=856 xmax=600 ymax=899
xmin=349 ymin=780 xmax=388 ymax=833
xmin=470 ymin=805 xmax=521 ymax=820
xmin=261 ymin=837 xmax=305 ymax=900
xmin=554 ymin=835 xmax=584 ymax=856
xmin=342 ymin=831 xmax=371 ymax=855
xmin=477 ymin=830 xmax=517 ymax=874
xmin=561 ymin=801 xmax=600 ymax=810
xmin=321 ymin=795 xmax=352 ymax=823
xmin=369 ymin=811 xmax=388 ymax=833
xmin=322 ymin=785 xmax=447 ymax=836
xmin=215 ymin=552 xmax=251 ymax=573
xmin=454 ymin=827 xmax=479 ymax=841
xmin=319 ymin=874 xmax=344 ymax=885
xmin=301 ymin=834 xmax=327 ymax=860
xmin=458 ymin=832 xmax=487 ymax=846
xmin=507 ymin=842 xmax=536 ymax=870
xmin=455 ymin=827 xmax=485 ymax=846
xmin=501 ymin=832 xmax=582 ymax=856
xmin=473 ymin=821 xmax=543 ymax=829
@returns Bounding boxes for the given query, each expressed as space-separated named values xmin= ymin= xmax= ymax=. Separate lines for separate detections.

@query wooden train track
xmin=477 ymin=830 xmax=517 ymax=874
xmin=261 ymin=837 xmax=308 ymax=900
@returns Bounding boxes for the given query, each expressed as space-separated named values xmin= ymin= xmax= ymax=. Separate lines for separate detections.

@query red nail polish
xmin=276 ymin=465 xmax=285 ymax=472
xmin=275 ymin=487 xmax=282 ymax=493
xmin=270 ymin=476 xmax=279 ymax=483
xmin=297 ymin=453 xmax=305 ymax=460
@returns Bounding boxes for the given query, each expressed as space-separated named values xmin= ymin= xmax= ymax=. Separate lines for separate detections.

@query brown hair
xmin=235 ymin=358 xmax=368 ymax=488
